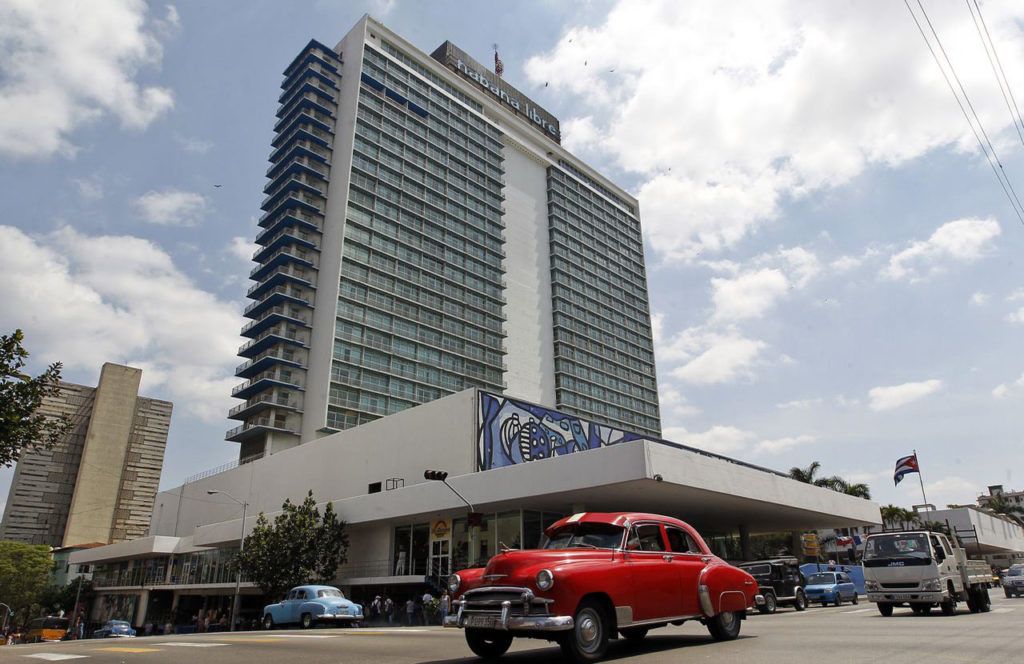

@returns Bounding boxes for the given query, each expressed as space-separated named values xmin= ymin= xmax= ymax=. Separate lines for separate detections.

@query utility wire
xmin=904 ymin=0 xmax=1024 ymax=226
xmin=967 ymin=0 xmax=1024 ymax=148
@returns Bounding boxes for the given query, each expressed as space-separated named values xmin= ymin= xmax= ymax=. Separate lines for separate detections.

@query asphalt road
xmin=1 ymin=595 xmax=1019 ymax=663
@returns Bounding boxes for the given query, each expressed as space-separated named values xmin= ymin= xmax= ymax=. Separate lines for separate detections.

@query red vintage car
xmin=444 ymin=512 xmax=762 ymax=662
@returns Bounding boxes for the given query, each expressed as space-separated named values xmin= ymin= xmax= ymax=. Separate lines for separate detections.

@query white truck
xmin=862 ymin=530 xmax=994 ymax=616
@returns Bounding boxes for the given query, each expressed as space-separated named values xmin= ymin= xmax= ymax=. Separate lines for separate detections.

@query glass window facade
xmin=547 ymin=166 xmax=661 ymax=436
xmin=328 ymin=45 xmax=507 ymax=430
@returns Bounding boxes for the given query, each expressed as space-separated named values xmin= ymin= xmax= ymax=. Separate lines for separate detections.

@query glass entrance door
xmin=430 ymin=539 xmax=450 ymax=580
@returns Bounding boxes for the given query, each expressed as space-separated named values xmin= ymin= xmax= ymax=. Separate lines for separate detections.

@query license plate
xmin=465 ymin=615 xmax=497 ymax=629
xmin=890 ymin=593 xmax=916 ymax=600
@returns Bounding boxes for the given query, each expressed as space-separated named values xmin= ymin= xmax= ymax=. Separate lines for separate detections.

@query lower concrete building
xmin=72 ymin=388 xmax=880 ymax=629
xmin=0 ymin=363 xmax=173 ymax=548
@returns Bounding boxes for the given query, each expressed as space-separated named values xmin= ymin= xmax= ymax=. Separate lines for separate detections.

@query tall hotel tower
xmin=227 ymin=16 xmax=660 ymax=460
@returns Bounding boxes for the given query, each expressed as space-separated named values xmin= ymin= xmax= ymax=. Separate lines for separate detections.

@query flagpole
xmin=914 ymin=448 xmax=931 ymax=519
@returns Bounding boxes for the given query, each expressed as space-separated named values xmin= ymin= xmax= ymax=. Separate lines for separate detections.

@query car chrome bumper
xmin=753 ymin=594 xmax=766 ymax=606
xmin=867 ymin=591 xmax=944 ymax=603
xmin=443 ymin=613 xmax=574 ymax=632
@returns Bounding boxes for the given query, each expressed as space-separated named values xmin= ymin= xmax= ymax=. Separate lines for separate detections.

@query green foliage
xmin=234 ymin=491 xmax=349 ymax=598
xmin=789 ymin=461 xmax=871 ymax=499
xmin=880 ymin=504 xmax=919 ymax=528
xmin=37 ymin=579 xmax=94 ymax=617
xmin=0 ymin=540 xmax=53 ymax=624
xmin=0 ymin=329 xmax=70 ymax=467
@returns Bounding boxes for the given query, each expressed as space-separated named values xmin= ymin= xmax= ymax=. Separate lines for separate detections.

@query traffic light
xmin=424 ymin=470 xmax=449 ymax=481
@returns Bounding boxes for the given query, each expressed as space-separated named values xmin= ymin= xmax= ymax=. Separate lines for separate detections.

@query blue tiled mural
xmin=477 ymin=392 xmax=646 ymax=470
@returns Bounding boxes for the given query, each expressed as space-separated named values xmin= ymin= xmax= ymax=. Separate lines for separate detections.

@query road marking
xmin=23 ymin=656 xmax=89 ymax=661
xmin=93 ymin=647 xmax=161 ymax=653
xmin=219 ymin=638 xmax=284 ymax=643
xmin=160 ymin=642 xmax=229 ymax=647
xmin=264 ymin=634 xmax=336 ymax=638
xmin=842 ymin=608 xmax=874 ymax=614
xmin=991 ymin=608 xmax=1015 ymax=614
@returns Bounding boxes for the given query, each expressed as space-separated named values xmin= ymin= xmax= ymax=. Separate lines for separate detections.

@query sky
xmin=1 ymin=0 xmax=1022 ymax=516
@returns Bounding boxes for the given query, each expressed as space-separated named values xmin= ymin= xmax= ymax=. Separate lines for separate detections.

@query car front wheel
xmin=706 ymin=611 xmax=742 ymax=641
xmin=262 ymin=615 xmax=274 ymax=631
xmin=877 ymin=602 xmax=894 ymax=617
xmin=793 ymin=589 xmax=807 ymax=611
xmin=465 ymin=629 xmax=513 ymax=659
xmin=560 ymin=599 xmax=610 ymax=663
xmin=851 ymin=593 xmax=859 ymax=605
xmin=758 ymin=592 xmax=777 ymax=614
xmin=300 ymin=613 xmax=314 ymax=629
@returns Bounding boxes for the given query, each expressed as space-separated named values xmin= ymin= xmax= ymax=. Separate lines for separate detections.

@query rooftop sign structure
xmin=431 ymin=41 xmax=561 ymax=144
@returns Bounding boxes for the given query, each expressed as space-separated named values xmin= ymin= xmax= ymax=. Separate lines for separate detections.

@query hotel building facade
xmin=228 ymin=15 xmax=661 ymax=460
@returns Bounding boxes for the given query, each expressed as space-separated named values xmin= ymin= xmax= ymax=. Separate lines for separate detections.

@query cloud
xmin=174 ymin=134 xmax=214 ymax=154
xmin=658 ymin=385 xmax=701 ymax=419
xmin=0 ymin=1 xmax=175 ymax=158
xmin=970 ymin=291 xmax=990 ymax=306
xmin=228 ymin=236 xmax=257 ymax=262
xmin=754 ymin=434 xmax=815 ymax=455
xmin=992 ymin=373 xmax=1024 ymax=399
xmin=664 ymin=424 xmax=756 ymax=455
xmin=776 ymin=397 xmax=824 ymax=410
xmin=883 ymin=217 xmax=1001 ymax=281
xmin=1007 ymin=308 xmax=1024 ymax=324
xmin=711 ymin=268 xmax=789 ymax=322
xmin=134 ymin=189 xmax=207 ymax=226
xmin=662 ymin=327 xmax=766 ymax=384
xmin=72 ymin=177 xmax=104 ymax=201
xmin=0 ymin=225 xmax=242 ymax=423
xmin=924 ymin=476 xmax=979 ymax=508
xmin=868 ymin=379 xmax=943 ymax=411
xmin=527 ymin=2 xmax=1024 ymax=260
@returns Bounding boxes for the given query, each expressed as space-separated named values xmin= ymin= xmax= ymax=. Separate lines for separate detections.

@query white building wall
xmin=301 ymin=18 xmax=370 ymax=443
xmin=500 ymin=144 xmax=555 ymax=405
xmin=151 ymin=390 xmax=477 ymax=539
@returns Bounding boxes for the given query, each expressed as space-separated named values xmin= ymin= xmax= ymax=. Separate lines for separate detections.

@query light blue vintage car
xmin=804 ymin=571 xmax=859 ymax=606
xmin=262 ymin=585 xmax=364 ymax=629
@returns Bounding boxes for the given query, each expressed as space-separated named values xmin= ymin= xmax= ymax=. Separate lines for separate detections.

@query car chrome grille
xmin=457 ymin=586 xmax=553 ymax=617
xmin=881 ymin=582 xmax=919 ymax=589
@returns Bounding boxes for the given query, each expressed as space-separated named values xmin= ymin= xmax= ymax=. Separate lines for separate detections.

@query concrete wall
xmin=151 ymin=389 xmax=478 ymax=539
xmin=925 ymin=507 xmax=1024 ymax=553
xmin=501 ymin=144 xmax=556 ymax=406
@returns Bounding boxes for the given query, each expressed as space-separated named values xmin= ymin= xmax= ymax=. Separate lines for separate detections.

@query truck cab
xmin=862 ymin=531 xmax=993 ymax=616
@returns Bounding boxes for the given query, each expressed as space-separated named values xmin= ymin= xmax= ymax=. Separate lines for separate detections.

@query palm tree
xmin=842 ymin=482 xmax=872 ymax=499
xmin=982 ymin=495 xmax=1024 ymax=526
xmin=789 ymin=462 xmax=822 ymax=484
xmin=880 ymin=504 xmax=903 ymax=527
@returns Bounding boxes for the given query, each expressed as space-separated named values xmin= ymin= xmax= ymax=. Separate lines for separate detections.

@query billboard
xmin=477 ymin=392 xmax=645 ymax=470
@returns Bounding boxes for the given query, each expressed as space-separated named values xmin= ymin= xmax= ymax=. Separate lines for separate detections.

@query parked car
xmin=445 ymin=512 xmax=762 ymax=663
xmin=1002 ymin=564 xmax=1024 ymax=598
xmin=263 ymin=585 xmax=364 ymax=629
xmin=25 ymin=616 xmax=70 ymax=642
xmin=92 ymin=620 xmax=136 ymax=638
xmin=737 ymin=558 xmax=808 ymax=613
xmin=804 ymin=570 xmax=859 ymax=606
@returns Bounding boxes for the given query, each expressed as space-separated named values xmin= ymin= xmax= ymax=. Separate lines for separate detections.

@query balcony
xmin=246 ymin=266 xmax=314 ymax=299
xmin=283 ymin=44 xmax=340 ymax=80
xmin=257 ymin=192 xmax=323 ymax=227
xmin=267 ymin=138 xmax=332 ymax=171
xmin=234 ymin=346 xmax=304 ymax=378
xmin=278 ymin=71 xmax=338 ymax=104
xmin=225 ymin=416 xmax=300 ymax=442
xmin=273 ymin=106 xmax=335 ymax=143
xmin=277 ymin=79 xmax=337 ymax=118
xmin=252 ymin=228 xmax=318 ymax=264
xmin=249 ymin=247 xmax=316 ymax=281
xmin=231 ymin=369 xmax=304 ymax=400
xmin=227 ymin=393 xmax=302 ymax=420
xmin=257 ymin=206 xmax=322 ymax=236
xmin=261 ymin=178 xmax=324 ymax=214
xmin=266 ymin=158 xmax=329 ymax=195
xmin=239 ymin=305 xmax=309 ymax=338
xmin=237 ymin=326 xmax=308 ymax=357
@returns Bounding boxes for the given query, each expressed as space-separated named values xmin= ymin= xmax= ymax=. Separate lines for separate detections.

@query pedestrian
xmin=440 ymin=592 xmax=450 ymax=625
xmin=370 ymin=595 xmax=382 ymax=625
xmin=384 ymin=595 xmax=394 ymax=625
xmin=405 ymin=597 xmax=415 ymax=626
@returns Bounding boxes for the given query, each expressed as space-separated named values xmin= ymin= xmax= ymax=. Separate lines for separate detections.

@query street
xmin=1 ymin=595 xmax=1019 ymax=664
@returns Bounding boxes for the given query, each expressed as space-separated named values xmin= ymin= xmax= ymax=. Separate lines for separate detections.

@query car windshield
xmin=1008 ymin=568 xmax=1024 ymax=577
xmin=864 ymin=534 xmax=931 ymax=560
xmin=110 ymin=621 xmax=130 ymax=627
xmin=318 ymin=589 xmax=343 ymax=598
xmin=740 ymin=564 xmax=772 ymax=576
xmin=543 ymin=523 xmax=624 ymax=550
xmin=807 ymin=573 xmax=837 ymax=585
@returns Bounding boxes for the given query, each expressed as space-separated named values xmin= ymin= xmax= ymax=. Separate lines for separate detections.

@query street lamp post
xmin=424 ymin=470 xmax=480 ymax=567
xmin=207 ymin=489 xmax=248 ymax=632
xmin=0 ymin=602 xmax=11 ymax=636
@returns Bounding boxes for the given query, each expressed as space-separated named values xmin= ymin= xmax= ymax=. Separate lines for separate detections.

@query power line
xmin=904 ymin=0 xmax=1024 ymax=226
xmin=966 ymin=0 xmax=1024 ymax=148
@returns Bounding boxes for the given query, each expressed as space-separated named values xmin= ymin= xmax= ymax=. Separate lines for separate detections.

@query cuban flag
xmin=894 ymin=454 xmax=919 ymax=485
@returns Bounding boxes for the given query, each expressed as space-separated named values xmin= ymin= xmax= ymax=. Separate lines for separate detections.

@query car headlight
xmin=864 ymin=580 xmax=880 ymax=591
xmin=921 ymin=577 xmax=941 ymax=592
xmin=536 ymin=569 xmax=554 ymax=591
xmin=448 ymin=573 xmax=461 ymax=593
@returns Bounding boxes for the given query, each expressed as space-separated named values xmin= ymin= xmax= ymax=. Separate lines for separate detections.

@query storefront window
xmin=411 ymin=524 xmax=430 ymax=575
xmin=495 ymin=511 xmax=522 ymax=550
xmin=393 ymin=525 xmax=411 ymax=575
xmin=523 ymin=511 xmax=544 ymax=549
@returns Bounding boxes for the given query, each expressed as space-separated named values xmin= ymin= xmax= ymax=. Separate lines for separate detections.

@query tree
xmin=788 ymin=462 xmax=822 ymax=485
xmin=789 ymin=462 xmax=872 ymax=499
xmin=0 ymin=330 xmax=70 ymax=467
xmin=234 ymin=491 xmax=349 ymax=599
xmin=983 ymin=495 xmax=1024 ymax=525
xmin=0 ymin=540 xmax=52 ymax=625
xmin=37 ymin=579 xmax=95 ymax=618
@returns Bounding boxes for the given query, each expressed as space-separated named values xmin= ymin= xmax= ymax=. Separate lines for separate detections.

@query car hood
xmin=482 ymin=548 xmax=615 ymax=579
